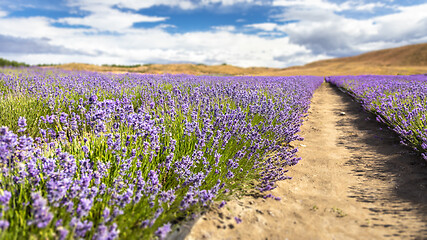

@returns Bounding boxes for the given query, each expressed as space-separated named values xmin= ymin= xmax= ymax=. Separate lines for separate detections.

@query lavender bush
xmin=0 ymin=67 xmax=323 ymax=239
xmin=326 ymin=75 xmax=427 ymax=161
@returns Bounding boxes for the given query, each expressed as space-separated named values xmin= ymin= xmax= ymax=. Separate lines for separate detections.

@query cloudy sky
xmin=0 ymin=0 xmax=426 ymax=67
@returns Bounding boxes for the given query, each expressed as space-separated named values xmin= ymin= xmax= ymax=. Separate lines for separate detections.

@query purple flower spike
xmin=18 ymin=116 xmax=27 ymax=132
xmin=155 ymin=223 xmax=172 ymax=240
xmin=89 ymin=95 xmax=98 ymax=104
xmin=82 ymin=145 xmax=89 ymax=154
xmin=0 ymin=190 xmax=11 ymax=205
xmin=76 ymin=198 xmax=93 ymax=218
xmin=0 ymin=220 xmax=9 ymax=230
xmin=234 ymin=217 xmax=242 ymax=224
xmin=28 ymin=192 xmax=53 ymax=228
xmin=57 ymin=227 xmax=69 ymax=240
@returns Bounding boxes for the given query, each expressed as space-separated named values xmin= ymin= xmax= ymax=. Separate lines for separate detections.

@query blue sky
xmin=0 ymin=0 xmax=426 ymax=67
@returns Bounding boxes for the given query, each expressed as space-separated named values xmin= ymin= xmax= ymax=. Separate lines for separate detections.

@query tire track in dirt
xmin=179 ymin=82 xmax=427 ymax=240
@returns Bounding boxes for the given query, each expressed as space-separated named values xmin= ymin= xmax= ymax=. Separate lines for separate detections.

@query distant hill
xmin=10 ymin=42 xmax=427 ymax=76
xmin=272 ymin=43 xmax=427 ymax=76
xmin=305 ymin=43 xmax=427 ymax=67
xmin=53 ymin=62 xmax=279 ymax=76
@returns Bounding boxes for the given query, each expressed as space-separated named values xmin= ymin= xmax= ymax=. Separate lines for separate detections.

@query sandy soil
xmin=179 ymin=83 xmax=427 ymax=240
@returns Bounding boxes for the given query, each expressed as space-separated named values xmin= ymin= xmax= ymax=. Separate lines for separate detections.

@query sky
xmin=0 ymin=0 xmax=426 ymax=68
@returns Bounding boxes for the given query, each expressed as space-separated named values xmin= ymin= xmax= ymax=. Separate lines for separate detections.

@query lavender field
xmin=326 ymin=75 xmax=427 ymax=161
xmin=0 ymin=68 xmax=323 ymax=239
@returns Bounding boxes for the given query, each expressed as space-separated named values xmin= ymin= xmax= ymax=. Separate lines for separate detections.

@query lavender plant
xmin=0 ymin=68 xmax=323 ymax=239
xmin=326 ymin=75 xmax=427 ymax=160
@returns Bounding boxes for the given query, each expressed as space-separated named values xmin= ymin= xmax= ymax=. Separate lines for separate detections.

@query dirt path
xmin=182 ymin=83 xmax=427 ymax=240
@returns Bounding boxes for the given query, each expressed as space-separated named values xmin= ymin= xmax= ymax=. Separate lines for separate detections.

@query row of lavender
xmin=326 ymin=75 xmax=427 ymax=161
xmin=0 ymin=68 xmax=323 ymax=239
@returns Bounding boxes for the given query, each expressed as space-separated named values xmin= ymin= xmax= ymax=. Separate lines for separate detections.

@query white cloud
xmin=66 ymin=0 xmax=193 ymax=11
xmin=0 ymin=16 xmax=59 ymax=39
xmin=267 ymin=2 xmax=427 ymax=56
xmin=0 ymin=9 xmax=7 ymax=17
xmin=155 ymin=24 xmax=177 ymax=29
xmin=273 ymin=0 xmax=341 ymax=11
xmin=115 ymin=0 xmax=196 ymax=10
xmin=0 ymin=14 xmax=319 ymax=67
xmin=211 ymin=25 xmax=236 ymax=32
xmin=372 ymin=4 xmax=427 ymax=42
xmin=61 ymin=0 xmax=265 ymax=33
xmin=58 ymin=6 xmax=167 ymax=32
xmin=245 ymin=23 xmax=278 ymax=31
xmin=0 ymin=34 xmax=88 ymax=55
xmin=352 ymin=2 xmax=385 ymax=12
xmin=272 ymin=0 xmax=386 ymax=13
xmin=200 ymin=0 xmax=264 ymax=6
xmin=66 ymin=0 xmax=263 ymax=11
xmin=1 ymin=0 xmax=426 ymax=68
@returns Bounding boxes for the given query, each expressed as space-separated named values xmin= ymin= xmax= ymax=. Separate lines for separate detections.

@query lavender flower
xmin=18 ymin=117 xmax=27 ymax=132
xmin=70 ymin=218 xmax=93 ymax=238
xmin=0 ymin=190 xmax=11 ymax=205
xmin=155 ymin=223 xmax=172 ymax=240
xmin=76 ymin=198 xmax=93 ymax=218
xmin=82 ymin=145 xmax=89 ymax=155
xmin=327 ymin=75 xmax=427 ymax=161
xmin=55 ymin=219 xmax=63 ymax=227
xmin=0 ymin=220 xmax=9 ymax=230
xmin=28 ymin=192 xmax=53 ymax=228
xmin=0 ymin=69 xmax=326 ymax=238
xmin=93 ymin=223 xmax=119 ymax=240
xmin=57 ymin=226 xmax=69 ymax=240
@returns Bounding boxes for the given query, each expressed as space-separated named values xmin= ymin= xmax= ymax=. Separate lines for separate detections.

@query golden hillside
xmin=55 ymin=43 xmax=427 ymax=76
xmin=306 ymin=43 xmax=427 ymax=67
